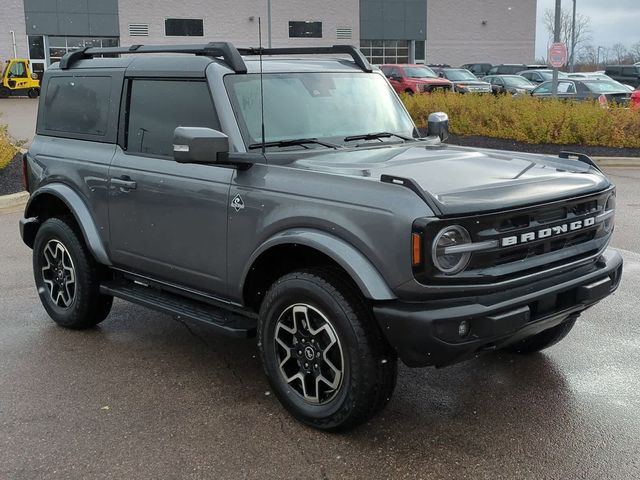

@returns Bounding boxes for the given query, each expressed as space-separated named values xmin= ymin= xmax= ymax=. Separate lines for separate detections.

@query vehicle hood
xmin=451 ymin=80 xmax=491 ymax=87
xmin=292 ymin=144 xmax=610 ymax=216
xmin=406 ymin=78 xmax=452 ymax=86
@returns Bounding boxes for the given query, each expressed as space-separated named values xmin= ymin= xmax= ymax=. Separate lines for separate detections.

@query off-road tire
xmin=33 ymin=216 xmax=113 ymax=329
xmin=503 ymin=317 xmax=577 ymax=354
xmin=258 ymin=268 xmax=397 ymax=431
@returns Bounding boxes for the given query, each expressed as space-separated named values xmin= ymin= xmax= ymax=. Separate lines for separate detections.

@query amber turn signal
xmin=411 ymin=233 xmax=422 ymax=266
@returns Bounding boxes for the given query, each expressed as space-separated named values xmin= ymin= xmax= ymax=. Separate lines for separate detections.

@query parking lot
xmin=1 ymin=95 xmax=640 ymax=479
xmin=0 ymin=165 xmax=638 ymax=479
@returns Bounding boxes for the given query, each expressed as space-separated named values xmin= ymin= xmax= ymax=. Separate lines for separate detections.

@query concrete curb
xmin=593 ymin=157 xmax=640 ymax=168
xmin=0 ymin=191 xmax=28 ymax=210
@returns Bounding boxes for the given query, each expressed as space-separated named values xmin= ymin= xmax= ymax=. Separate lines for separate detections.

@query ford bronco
xmin=19 ymin=43 xmax=622 ymax=431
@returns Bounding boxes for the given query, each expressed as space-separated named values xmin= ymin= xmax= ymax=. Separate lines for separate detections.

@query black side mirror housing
xmin=426 ymin=112 xmax=449 ymax=142
xmin=173 ymin=127 xmax=229 ymax=164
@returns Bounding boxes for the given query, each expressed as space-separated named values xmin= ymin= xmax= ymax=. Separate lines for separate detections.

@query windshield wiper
xmin=248 ymin=138 xmax=341 ymax=150
xmin=343 ymin=132 xmax=414 ymax=143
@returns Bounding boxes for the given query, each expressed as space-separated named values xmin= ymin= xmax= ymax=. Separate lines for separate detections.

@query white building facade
xmin=2 ymin=0 xmax=536 ymax=79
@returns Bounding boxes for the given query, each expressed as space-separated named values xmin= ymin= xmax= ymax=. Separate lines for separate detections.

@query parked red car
xmin=380 ymin=64 xmax=453 ymax=94
xmin=632 ymin=89 xmax=640 ymax=110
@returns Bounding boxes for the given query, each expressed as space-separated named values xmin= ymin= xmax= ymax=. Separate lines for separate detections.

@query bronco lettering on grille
xmin=501 ymin=217 xmax=596 ymax=247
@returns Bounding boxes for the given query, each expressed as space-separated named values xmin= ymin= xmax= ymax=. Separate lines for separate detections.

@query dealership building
xmin=2 ymin=0 xmax=536 ymax=78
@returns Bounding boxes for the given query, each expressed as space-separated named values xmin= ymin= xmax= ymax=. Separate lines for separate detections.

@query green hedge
xmin=402 ymin=92 xmax=640 ymax=149
xmin=0 ymin=125 xmax=17 ymax=170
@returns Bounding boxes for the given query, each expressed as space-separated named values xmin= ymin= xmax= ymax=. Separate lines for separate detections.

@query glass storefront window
xmin=47 ymin=37 xmax=120 ymax=65
xmin=360 ymin=39 xmax=413 ymax=65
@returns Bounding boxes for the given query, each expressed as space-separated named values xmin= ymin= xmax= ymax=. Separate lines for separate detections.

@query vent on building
xmin=129 ymin=24 xmax=149 ymax=36
xmin=336 ymin=26 xmax=352 ymax=39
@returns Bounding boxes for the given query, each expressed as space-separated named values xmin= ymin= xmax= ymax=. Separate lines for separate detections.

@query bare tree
xmin=577 ymin=45 xmax=597 ymax=67
xmin=610 ymin=43 xmax=628 ymax=64
xmin=629 ymin=41 xmax=640 ymax=63
xmin=544 ymin=8 xmax=592 ymax=64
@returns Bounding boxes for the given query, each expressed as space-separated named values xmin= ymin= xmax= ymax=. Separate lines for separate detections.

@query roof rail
xmin=59 ymin=42 xmax=248 ymax=73
xmin=237 ymin=45 xmax=372 ymax=72
xmin=58 ymin=43 xmax=372 ymax=74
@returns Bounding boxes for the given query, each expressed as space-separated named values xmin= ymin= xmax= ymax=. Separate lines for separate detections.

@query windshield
xmin=445 ymin=69 xmax=477 ymax=81
xmin=538 ymin=71 xmax=568 ymax=80
xmin=225 ymin=72 xmax=416 ymax=148
xmin=505 ymin=76 xmax=533 ymax=87
xmin=584 ymin=80 xmax=629 ymax=93
xmin=403 ymin=66 xmax=438 ymax=79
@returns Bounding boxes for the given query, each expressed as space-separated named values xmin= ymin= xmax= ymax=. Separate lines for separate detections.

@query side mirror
xmin=427 ymin=112 xmax=449 ymax=142
xmin=173 ymin=126 xmax=229 ymax=164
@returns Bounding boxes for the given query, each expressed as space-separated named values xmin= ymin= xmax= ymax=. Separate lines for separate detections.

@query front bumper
xmin=374 ymin=248 xmax=623 ymax=368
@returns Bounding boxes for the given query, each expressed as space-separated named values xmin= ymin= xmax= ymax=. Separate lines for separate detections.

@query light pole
xmin=267 ymin=0 xmax=272 ymax=48
xmin=597 ymin=46 xmax=604 ymax=70
xmin=570 ymin=0 xmax=577 ymax=72
xmin=551 ymin=0 xmax=561 ymax=96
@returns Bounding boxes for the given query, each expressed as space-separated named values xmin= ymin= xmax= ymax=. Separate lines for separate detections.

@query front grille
xmin=416 ymin=189 xmax=614 ymax=285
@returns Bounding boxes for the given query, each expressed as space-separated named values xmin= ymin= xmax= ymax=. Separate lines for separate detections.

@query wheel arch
xmin=241 ymin=229 xmax=396 ymax=311
xmin=22 ymin=183 xmax=111 ymax=265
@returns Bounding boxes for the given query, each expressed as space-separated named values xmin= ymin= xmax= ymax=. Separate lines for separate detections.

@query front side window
xmin=289 ymin=21 xmax=322 ymax=38
xmin=225 ymin=72 xmax=415 ymax=148
xmin=126 ymin=80 xmax=219 ymax=157
xmin=165 ymin=19 xmax=204 ymax=36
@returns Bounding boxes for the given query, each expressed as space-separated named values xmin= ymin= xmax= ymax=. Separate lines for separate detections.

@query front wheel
xmin=33 ymin=217 xmax=113 ymax=329
xmin=503 ymin=317 xmax=577 ymax=354
xmin=258 ymin=269 xmax=397 ymax=431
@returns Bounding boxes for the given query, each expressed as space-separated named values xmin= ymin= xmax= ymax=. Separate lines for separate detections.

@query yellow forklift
xmin=0 ymin=58 xmax=40 ymax=98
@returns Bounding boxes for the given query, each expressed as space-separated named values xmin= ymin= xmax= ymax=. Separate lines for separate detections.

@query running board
xmin=100 ymin=281 xmax=256 ymax=338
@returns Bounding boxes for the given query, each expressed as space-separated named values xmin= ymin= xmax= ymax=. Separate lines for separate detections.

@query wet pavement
xmin=0 ymin=168 xmax=639 ymax=479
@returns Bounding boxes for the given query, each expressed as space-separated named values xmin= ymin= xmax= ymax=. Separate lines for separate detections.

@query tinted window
xmin=28 ymin=36 xmax=45 ymax=60
xmin=43 ymin=76 xmax=111 ymax=136
xmin=622 ymin=67 xmax=639 ymax=76
xmin=289 ymin=21 xmax=322 ymax=38
xmin=126 ymin=80 xmax=219 ymax=157
xmin=165 ymin=19 xmax=203 ymax=36
xmin=605 ymin=67 xmax=621 ymax=75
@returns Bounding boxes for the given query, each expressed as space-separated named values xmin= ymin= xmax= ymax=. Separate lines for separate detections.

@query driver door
xmin=108 ymin=78 xmax=232 ymax=295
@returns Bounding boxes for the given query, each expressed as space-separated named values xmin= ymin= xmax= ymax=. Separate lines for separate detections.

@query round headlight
xmin=432 ymin=225 xmax=472 ymax=275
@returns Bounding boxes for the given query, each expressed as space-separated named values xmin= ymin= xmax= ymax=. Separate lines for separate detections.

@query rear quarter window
xmin=42 ymin=76 xmax=111 ymax=136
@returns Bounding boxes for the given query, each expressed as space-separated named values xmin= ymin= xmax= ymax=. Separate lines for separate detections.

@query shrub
xmin=0 ymin=124 xmax=17 ymax=170
xmin=402 ymin=92 xmax=640 ymax=149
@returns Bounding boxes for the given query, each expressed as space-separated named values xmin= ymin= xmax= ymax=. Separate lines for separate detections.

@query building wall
xmin=426 ymin=0 xmax=537 ymax=66
xmin=118 ymin=0 xmax=359 ymax=48
xmin=23 ymin=0 xmax=119 ymax=36
xmin=361 ymin=0 xmax=426 ymax=41
xmin=1 ymin=0 xmax=28 ymax=61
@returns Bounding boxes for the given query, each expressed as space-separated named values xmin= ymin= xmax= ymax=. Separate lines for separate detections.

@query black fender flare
xmin=241 ymin=229 xmax=396 ymax=301
xmin=22 ymin=183 xmax=111 ymax=265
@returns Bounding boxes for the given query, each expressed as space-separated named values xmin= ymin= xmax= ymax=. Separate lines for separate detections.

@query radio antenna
xmin=258 ymin=17 xmax=266 ymax=155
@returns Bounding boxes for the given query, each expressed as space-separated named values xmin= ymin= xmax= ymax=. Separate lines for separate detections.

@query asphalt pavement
xmin=0 ymin=170 xmax=639 ymax=480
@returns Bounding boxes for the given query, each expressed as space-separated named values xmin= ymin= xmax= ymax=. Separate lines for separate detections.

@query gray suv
xmin=19 ymin=43 xmax=622 ymax=431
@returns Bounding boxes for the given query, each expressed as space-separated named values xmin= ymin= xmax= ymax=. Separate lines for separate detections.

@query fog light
xmin=458 ymin=320 xmax=470 ymax=337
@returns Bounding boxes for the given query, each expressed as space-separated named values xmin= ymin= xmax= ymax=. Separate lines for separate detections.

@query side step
xmin=100 ymin=281 xmax=257 ymax=338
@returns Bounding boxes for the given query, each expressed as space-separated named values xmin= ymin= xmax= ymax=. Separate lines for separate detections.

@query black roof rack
xmin=59 ymin=42 xmax=248 ymax=73
xmin=237 ymin=45 xmax=372 ymax=72
xmin=58 ymin=43 xmax=372 ymax=74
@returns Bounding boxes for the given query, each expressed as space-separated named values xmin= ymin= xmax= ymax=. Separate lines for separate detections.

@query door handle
xmin=110 ymin=176 xmax=137 ymax=191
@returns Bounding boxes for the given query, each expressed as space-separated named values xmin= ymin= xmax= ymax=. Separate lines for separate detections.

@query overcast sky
xmin=535 ymin=0 xmax=640 ymax=57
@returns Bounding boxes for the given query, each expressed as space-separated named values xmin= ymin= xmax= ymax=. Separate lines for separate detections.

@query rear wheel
xmin=33 ymin=217 xmax=113 ymax=329
xmin=503 ymin=317 xmax=577 ymax=354
xmin=28 ymin=88 xmax=39 ymax=98
xmin=258 ymin=269 xmax=397 ymax=431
